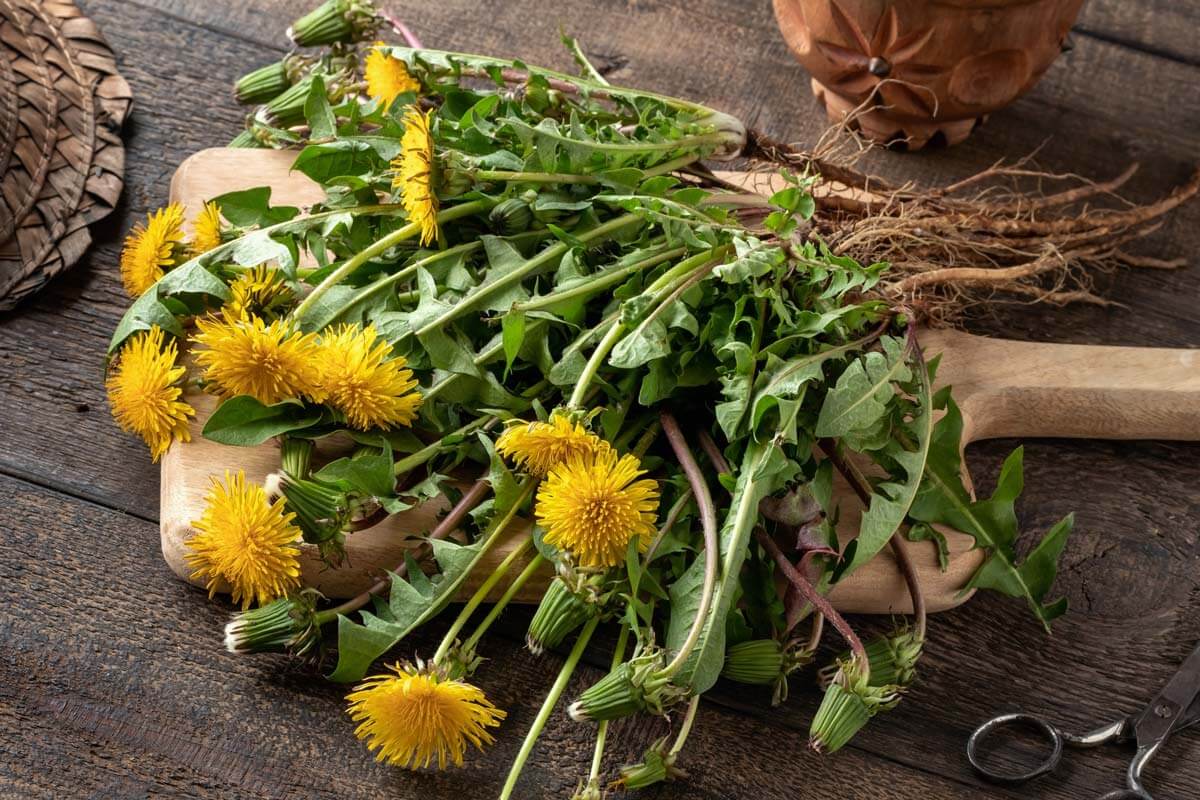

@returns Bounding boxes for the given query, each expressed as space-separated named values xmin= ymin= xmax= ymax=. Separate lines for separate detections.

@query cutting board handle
xmin=924 ymin=328 xmax=1200 ymax=443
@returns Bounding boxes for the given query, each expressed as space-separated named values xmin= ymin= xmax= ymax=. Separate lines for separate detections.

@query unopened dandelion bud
xmin=809 ymin=659 xmax=900 ymax=754
xmin=273 ymin=472 xmax=351 ymax=546
xmin=489 ymin=197 xmax=535 ymax=236
xmin=526 ymin=578 xmax=597 ymax=655
xmin=615 ymin=739 xmax=682 ymax=790
xmin=235 ymin=61 xmax=290 ymax=105
xmin=279 ymin=436 xmax=315 ymax=479
xmin=569 ymin=662 xmax=646 ymax=722
xmin=224 ymin=594 xmax=320 ymax=656
xmin=260 ymin=77 xmax=315 ymax=128
xmin=229 ymin=128 xmax=265 ymax=149
xmin=809 ymin=681 xmax=871 ymax=755
xmin=818 ymin=629 xmax=923 ymax=689
xmin=722 ymin=639 xmax=785 ymax=685
xmin=288 ymin=0 xmax=379 ymax=47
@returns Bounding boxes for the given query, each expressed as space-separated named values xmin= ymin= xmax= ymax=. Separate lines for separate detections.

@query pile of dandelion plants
xmin=105 ymin=3 xmax=1076 ymax=795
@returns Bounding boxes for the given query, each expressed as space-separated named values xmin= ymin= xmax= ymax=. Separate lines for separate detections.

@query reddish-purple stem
xmin=323 ymin=478 xmax=490 ymax=618
xmin=819 ymin=439 xmax=927 ymax=639
xmin=380 ymin=11 xmax=423 ymax=48
xmin=756 ymin=529 xmax=866 ymax=665
xmin=697 ymin=429 xmax=731 ymax=474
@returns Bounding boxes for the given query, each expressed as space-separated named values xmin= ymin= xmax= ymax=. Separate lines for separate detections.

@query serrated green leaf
xmin=815 ymin=337 xmax=909 ymax=440
xmin=909 ymin=392 xmax=1071 ymax=629
xmin=328 ymin=537 xmax=486 ymax=683
xmin=837 ymin=339 xmax=934 ymax=578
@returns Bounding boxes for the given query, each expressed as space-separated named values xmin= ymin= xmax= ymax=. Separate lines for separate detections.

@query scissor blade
xmin=1133 ymin=641 xmax=1200 ymax=747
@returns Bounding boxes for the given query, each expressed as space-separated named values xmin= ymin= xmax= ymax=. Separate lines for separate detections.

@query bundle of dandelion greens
xmin=104 ymin=1 xmax=1191 ymax=795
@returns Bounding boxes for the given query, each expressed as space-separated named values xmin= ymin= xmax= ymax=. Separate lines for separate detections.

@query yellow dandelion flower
xmin=364 ymin=43 xmax=420 ymax=107
xmin=120 ymin=204 xmax=186 ymax=297
xmin=186 ymin=470 xmax=303 ymax=610
xmin=105 ymin=326 xmax=195 ymax=462
xmin=347 ymin=663 xmax=506 ymax=769
xmin=496 ymin=412 xmax=608 ymax=477
xmin=536 ymin=449 xmax=660 ymax=568
xmin=391 ymin=107 xmax=439 ymax=246
xmin=190 ymin=201 xmax=224 ymax=256
xmin=317 ymin=323 xmax=421 ymax=430
xmin=192 ymin=311 xmax=323 ymax=404
xmin=225 ymin=265 xmax=292 ymax=320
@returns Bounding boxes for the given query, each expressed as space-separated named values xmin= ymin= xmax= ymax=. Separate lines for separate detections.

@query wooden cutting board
xmin=160 ymin=148 xmax=1200 ymax=614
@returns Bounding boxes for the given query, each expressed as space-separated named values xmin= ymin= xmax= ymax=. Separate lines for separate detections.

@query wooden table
xmin=2 ymin=1 xmax=1197 ymax=798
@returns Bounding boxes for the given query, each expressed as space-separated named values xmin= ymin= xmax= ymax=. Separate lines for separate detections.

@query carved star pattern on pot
xmin=814 ymin=1 xmax=943 ymax=117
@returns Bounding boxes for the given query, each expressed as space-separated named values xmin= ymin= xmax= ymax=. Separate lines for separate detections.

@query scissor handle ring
xmin=967 ymin=713 xmax=1064 ymax=784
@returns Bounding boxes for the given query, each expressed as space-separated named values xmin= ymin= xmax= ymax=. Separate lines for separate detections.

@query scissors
xmin=967 ymin=641 xmax=1200 ymax=799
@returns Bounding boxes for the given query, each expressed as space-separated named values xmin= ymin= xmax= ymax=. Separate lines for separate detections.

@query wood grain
xmin=0 ymin=0 xmax=1197 ymax=798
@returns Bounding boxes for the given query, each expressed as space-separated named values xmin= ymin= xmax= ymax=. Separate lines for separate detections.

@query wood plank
xmin=1077 ymin=0 xmax=1200 ymax=65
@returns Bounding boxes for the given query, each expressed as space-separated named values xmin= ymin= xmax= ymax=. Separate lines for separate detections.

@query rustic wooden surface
xmin=1 ymin=1 xmax=1198 ymax=798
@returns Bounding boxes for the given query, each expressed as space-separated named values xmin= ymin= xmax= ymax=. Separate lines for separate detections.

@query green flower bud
xmin=569 ymin=649 xmax=688 ymax=722
xmin=489 ymin=197 xmax=535 ymax=236
xmin=224 ymin=593 xmax=320 ymax=656
xmin=228 ymin=128 xmax=265 ymax=149
xmin=809 ymin=681 xmax=871 ymax=754
xmin=260 ymin=77 xmax=314 ymax=128
xmin=279 ymin=436 xmax=315 ymax=479
xmin=267 ymin=472 xmax=351 ymax=548
xmin=569 ymin=661 xmax=646 ymax=722
xmin=287 ymin=0 xmax=379 ymax=47
xmin=616 ymin=738 xmax=682 ymax=790
xmin=722 ymin=639 xmax=784 ymax=685
xmin=809 ymin=659 xmax=900 ymax=754
xmin=234 ymin=61 xmax=290 ymax=106
xmin=234 ymin=54 xmax=311 ymax=106
xmin=526 ymin=578 xmax=597 ymax=655
xmin=819 ymin=628 xmax=923 ymax=689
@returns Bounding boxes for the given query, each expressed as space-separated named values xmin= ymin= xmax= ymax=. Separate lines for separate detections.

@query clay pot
xmin=773 ymin=0 xmax=1085 ymax=149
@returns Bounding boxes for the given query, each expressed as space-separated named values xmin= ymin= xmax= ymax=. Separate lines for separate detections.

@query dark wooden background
xmin=2 ymin=1 xmax=1198 ymax=798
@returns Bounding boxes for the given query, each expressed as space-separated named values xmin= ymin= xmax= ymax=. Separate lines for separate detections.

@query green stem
xmin=461 ymin=553 xmax=547 ymax=655
xmin=510 ymin=244 xmax=685 ymax=315
xmin=414 ymin=213 xmax=642 ymax=338
xmin=294 ymin=199 xmax=492 ymax=322
xmin=313 ymin=477 xmax=492 ymax=625
xmin=669 ymin=695 xmax=701 ymax=756
xmin=656 ymin=412 xmax=719 ymax=679
xmin=477 ymin=170 xmax=601 ymax=185
xmin=433 ymin=535 xmax=535 ymax=664
xmin=566 ymin=245 xmax=729 ymax=409
xmin=499 ymin=616 xmax=601 ymax=800
xmin=392 ymin=416 xmax=492 ymax=476
xmin=477 ymin=154 xmax=701 ymax=185
xmin=319 ymin=231 xmax=547 ymax=328
xmin=567 ymin=321 xmax=625 ymax=409
xmin=589 ymin=624 xmax=630 ymax=782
